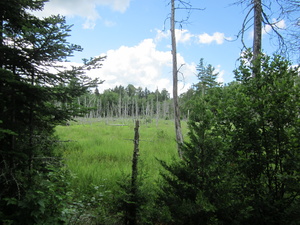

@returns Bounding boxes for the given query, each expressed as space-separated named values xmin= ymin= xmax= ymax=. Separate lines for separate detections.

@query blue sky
xmin=33 ymin=0 xmax=288 ymax=95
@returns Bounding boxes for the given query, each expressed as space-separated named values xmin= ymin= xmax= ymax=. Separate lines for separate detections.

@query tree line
xmin=73 ymin=57 xmax=220 ymax=120
xmin=75 ymin=85 xmax=174 ymax=119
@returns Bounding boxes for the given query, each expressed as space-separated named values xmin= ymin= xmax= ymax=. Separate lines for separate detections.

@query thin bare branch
xmin=177 ymin=64 xmax=186 ymax=90
xmin=234 ymin=6 xmax=254 ymax=50
xmin=173 ymin=0 xmax=205 ymax=27
xmin=176 ymin=7 xmax=205 ymax=10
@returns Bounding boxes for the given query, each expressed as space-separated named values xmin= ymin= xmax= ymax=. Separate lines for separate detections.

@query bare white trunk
xmin=171 ymin=0 xmax=184 ymax=158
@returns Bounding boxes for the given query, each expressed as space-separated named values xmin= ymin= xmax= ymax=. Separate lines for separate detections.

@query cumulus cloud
xmin=248 ymin=19 xmax=286 ymax=38
xmin=215 ymin=65 xmax=225 ymax=84
xmin=197 ymin=32 xmax=230 ymax=45
xmin=33 ymin=0 xmax=131 ymax=29
xmin=263 ymin=19 xmax=286 ymax=35
xmin=155 ymin=29 xmax=170 ymax=42
xmin=175 ymin=29 xmax=194 ymax=43
xmin=155 ymin=29 xmax=231 ymax=46
xmin=155 ymin=29 xmax=195 ymax=44
xmin=85 ymin=39 xmax=196 ymax=95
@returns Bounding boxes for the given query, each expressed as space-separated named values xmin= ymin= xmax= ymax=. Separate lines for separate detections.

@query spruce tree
xmin=194 ymin=58 xmax=219 ymax=96
xmin=0 ymin=1 xmax=102 ymax=223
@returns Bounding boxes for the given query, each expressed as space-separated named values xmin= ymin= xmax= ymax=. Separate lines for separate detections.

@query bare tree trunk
xmin=163 ymin=100 xmax=166 ymax=119
xmin=106 ymin=103 xmax=109 ymax=118
xmin=252 ymin=0 xmax=262 ymax=77
xmin=118 ymin=95 xmax=122 ymax=117
xmin=135 ymin=98 xmax=139 ymax=118
xmin=127 ymin=120 xmax=140 ymax=225
xmin=171 ymin=0 xmax=184 ymax=158
xmin=150 ymin=98 xmax=154 ymax=119
xmin=156 ymin=94 xmax=159 ymax=127
xmin=146 ymin=101 xmax=150 ymax=117
xmin=98 ymin=99 xmax=101 ymax=118
xmin=132 ymin=99 xmax=135 ymax=118
xmin=123 ymin=100 xmax=126 ymax=118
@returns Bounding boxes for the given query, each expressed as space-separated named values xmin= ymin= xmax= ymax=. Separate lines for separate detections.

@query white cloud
xmin=197 ymin=32 xmax=228 ymax=45
xmin=263 ymin=19 xmax=286 ymax=35
xmin=104 ymin=20 xmax=117 ymax=27
xmin=32 ymin=0 xmax=131 ymax=29
xmin=155 ymin=29 xmax=194 ymax=44
xmin=155 ymin=29 xmax=170 ymax=42
xmin=215 ymin=65 xmax=225 ymax=84
xmin=156 ymin=29 xmax=230 ymax=46
xmin=248 ymin=19 xmax=286 ymax=38
xmin=85 ymin=39 xmax=195 ymax=96
xmin=175 ymin=29 xmax=194 ymax=43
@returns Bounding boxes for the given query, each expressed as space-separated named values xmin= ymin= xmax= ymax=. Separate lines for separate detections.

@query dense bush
xmin=157 ymin=54 xmax=300 ymax=225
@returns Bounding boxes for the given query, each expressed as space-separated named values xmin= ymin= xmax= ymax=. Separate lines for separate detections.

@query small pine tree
xmin=194 ymin=58 xmax=219 ymax=96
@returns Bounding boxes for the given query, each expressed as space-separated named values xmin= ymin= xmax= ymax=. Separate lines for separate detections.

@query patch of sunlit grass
xmin=55 ymin=118 xmax=187 ymax=194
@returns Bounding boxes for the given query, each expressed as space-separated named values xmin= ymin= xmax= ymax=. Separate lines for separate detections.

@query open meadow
xmin=55 ymin=118 xmax=188 ymax=195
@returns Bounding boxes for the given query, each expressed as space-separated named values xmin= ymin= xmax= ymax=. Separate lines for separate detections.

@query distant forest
xmin=68 ymin=57 xmax=220 ymax=120
xmin=74 ymin=85 xmax=175 ymax=119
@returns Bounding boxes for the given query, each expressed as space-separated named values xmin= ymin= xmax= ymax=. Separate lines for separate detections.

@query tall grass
xmin=55 ymin=118 xmax=187 ymax=194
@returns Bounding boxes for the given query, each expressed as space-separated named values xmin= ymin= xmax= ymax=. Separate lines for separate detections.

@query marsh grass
xmin=55 ymin=118 xmax=187 ymax=195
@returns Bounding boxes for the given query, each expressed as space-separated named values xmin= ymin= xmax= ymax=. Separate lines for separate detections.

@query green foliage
xmin=1 ymin=165 xmax=72 ymax=225
xmin=111 ymin=172 xmax=153 ymax=225
xmin=180 ymin=58 xmax=220 ymax=117
xmin=158 ymin=54 xmax=300 ymax=224
xmin=65 ymin=183 xmax=107 ymax=225
xmin=55 ymin=119 xmax=185 ymax=224
xmin=157 ymin=89 xmax=236 ymax=224
xmin=229 ymin=54 xmax=300 ymax=224
xmin=0 ymin=1 xmax=101 ymax=223
xmin=194 ymin=58 xmax=220 ymax=95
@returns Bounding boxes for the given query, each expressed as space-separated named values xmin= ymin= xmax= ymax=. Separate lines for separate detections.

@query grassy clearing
xmin=55 ymin=118 xmax=188 ymax=194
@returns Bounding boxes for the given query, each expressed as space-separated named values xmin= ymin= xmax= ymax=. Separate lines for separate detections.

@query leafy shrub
xmin=2 ymin=164 xmax=72 ymax=225
xmin=157 ymin=54 xmax=300 ymax=224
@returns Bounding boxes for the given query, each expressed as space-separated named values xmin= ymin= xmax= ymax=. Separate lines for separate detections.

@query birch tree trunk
xmin=171 ymin=0 xmax=184 ymax=158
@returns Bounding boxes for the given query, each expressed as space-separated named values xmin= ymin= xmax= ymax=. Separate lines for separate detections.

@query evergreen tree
xmin=0 ymin=1 xmax=102 ymax=223
xmin=231 ymin=54 xmax=300 ymax=224
xmin=194 ymin=58 xmax=219 ymax=96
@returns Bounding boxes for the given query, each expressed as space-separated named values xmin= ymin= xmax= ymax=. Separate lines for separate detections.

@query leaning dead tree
xmin=170 ymin=0 xmax=184 ymax=158
xmin=169 ymin=0 xmax=203 ymax=158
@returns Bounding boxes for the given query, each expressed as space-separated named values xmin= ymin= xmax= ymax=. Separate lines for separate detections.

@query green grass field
xmin=55 ymin=118 xmax=187 ymax=195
